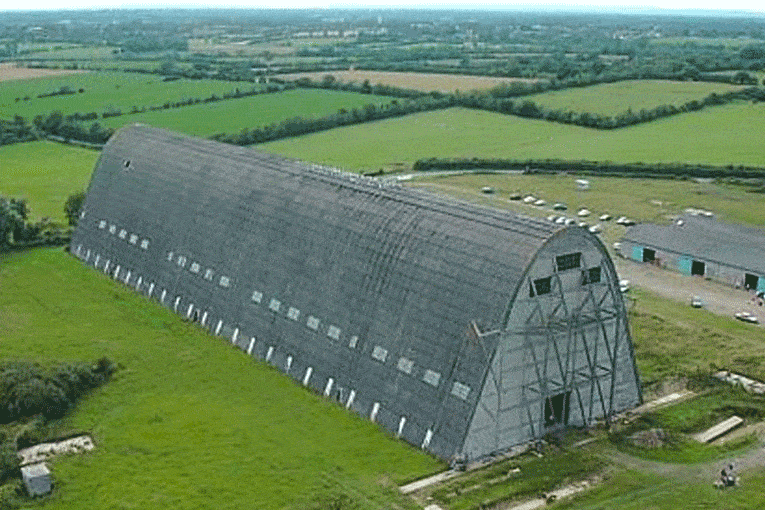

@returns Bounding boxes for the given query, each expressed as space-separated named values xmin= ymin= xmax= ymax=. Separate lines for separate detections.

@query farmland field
xmin=277 ymin=70 xmax=541 ymax=93
xmin=0 ymin=141 xmax=99 ymax=223
xmin=92 ymin=88 xmax=395 ymax=137
xmin=0 ymin=62 xmax=86 ymax=82
xmin=261 ymin=103 xmax=765 ymax=170
xmin=0 ymin=248 xmax=444 ymax=509
xmin=526 ymin=80 xmax=742 ymax=116
xmin=0 ymin=72 xmax=262 ymax=119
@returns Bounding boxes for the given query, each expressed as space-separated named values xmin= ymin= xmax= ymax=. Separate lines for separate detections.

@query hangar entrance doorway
xmin=745 ymin=273 xmax=759 ymax=291
xmin=544 ymin=392 xmax=571 ymax=428
xmin=691 ymin=260 xmax=706 ymax=276
xmin=642 ymin=248 xmax=655 ymax=263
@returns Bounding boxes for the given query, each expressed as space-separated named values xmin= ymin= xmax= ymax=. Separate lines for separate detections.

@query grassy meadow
xmin=0 ymin=72 xmax=262 ymax=119
xmin=526 ymin=80 xmax=742 ymax=116
xmin=404 ymin=172 xmax=765 ymax=228
xmin=0 ymin=141 xmax=99 ymax=223
xmin=92 ymin=88 xmax=395 ymax=137
xmin=0 ymin=248 xmax=444 ymax=509
xmin=261 ymin=103 xmax=765 ymax=170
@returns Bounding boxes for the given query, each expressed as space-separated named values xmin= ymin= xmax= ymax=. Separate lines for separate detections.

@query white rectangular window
xmin=204 ymin=269 xmax=214 ymax=281
xmin=285 ymin=355 xmax=293 ymax=373
xmin=422 ymin=429 xmax=433 ymax=449
xmin=247 ymin=338 xmax=256 ymax=355
xmin=251 ymin=290 xmax=263 ymax=304
xmin=372 ymin=346 xmax=388 ymax=363
xmin=167 ymin=251 xmax=174 ymax=262
xmin=109 ymin=224 xmax=117 ymax=235
xmin=140 ymin=239 xmax=150 ymax=250
xmin=324 ymin=378 xmax=334 ymax=397
xmin=190 ymin=262 xmax=200 ymax=274
xmin=176 ymin=255 xmax=187 ymax=268
xmin=287 ymin=307 xmax=300 ymax=321
xmin=98 ymin=220 xmax=107 ymax=229
xmin=268 ymin=298 xmax=281 ymax=312
xmin=118 ymin=229 xmax=127 ymax=239
xmin=345 ymin=389 xmax=356 ymax=409
xmin=327 ymin=325 xmax=341 ymax=341
xmin=266 ymin=346 xmax=274 ymax=362
xmin=451 ymin=382 xmax=471 ymax=400
xmin=306 ymin=316 xmax=320 ymax=330
xmin=348 ymin=336 xmax=358 ymax=349
xmin=397 ymin=416 xmax=407 ymax=438
xmin=397 ymin=357 xmax=414 ymax=375
xmin=303 ymin=367 xmax=313 ymax=386
xmin=423 ymin=370 xmax=441 ymax=387
xmin=219 ymin=276 xmax=231 ymax=288
xmin=129 ymin=234 xmax=138 ymax=245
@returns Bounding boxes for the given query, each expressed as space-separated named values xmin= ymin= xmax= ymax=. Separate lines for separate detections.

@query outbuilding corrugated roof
xmin=624 ymin=214 xmax=765 ymax=274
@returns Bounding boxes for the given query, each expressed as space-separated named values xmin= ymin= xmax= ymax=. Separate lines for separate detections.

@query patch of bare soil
xmin=0 ymin=63 xmax=86 ymax=82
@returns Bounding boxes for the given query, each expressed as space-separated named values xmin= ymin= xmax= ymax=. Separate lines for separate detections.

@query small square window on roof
xmin=118 ymin=229 xmax=127 ymax=239
xmin=397 ymin=357 xmax=414 ymax=375
xmin=451 ymin=382 xmax=471 ymax=400
xmin=306 ymin=316 xmax=320 ymax=331
xmin=287 ymin=307 xmax=300 ymax=321
xmin=251 ymin=290 xmax=263 ymax=304
xmin=176 ymin=255 xmax=187 ymax=268
xmin=167 ymin=251 xmax=174 ymax=262
xmin=98 ymin=220 xmax=107 ymax=230
xmin=556 ymin=252 xmax=581 ymax=272
xmin=348 ymin=335 xmax=359 ymax=349
xmin=219 ymin=276 xmax=231 ymax=288
xmin=190 ymin=262 xmax=200 ymax=274
xmin=140 ymin=239 xmax=149 ymax=250
xmin=108 ymin=225 xmax=117 ymax=235
xmin=268 ymin=298 xmax=281 ymax=312
xmin=372 ymin=345 xmax=388 ymax=363
xmin=423 ymin=369 xmax=441 ymax=387
xmin=129 ymin=234 xmax=138 ymax=245
xmin=327 ymin=325 xmax=341 ymax=340
xmin=204 ymin=268 xmax=214 ymax=281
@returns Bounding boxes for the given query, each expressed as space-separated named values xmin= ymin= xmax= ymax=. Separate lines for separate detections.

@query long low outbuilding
xmin=622 ymin=215 xmax=765 ymax=292
xmin=71 ymin=125 xmax=641 ymax=462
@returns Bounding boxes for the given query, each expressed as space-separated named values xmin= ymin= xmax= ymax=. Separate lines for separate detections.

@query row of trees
xmin=412 ymin=157 xmax=765 ymax=179
xmin=211 ymin=95 xmax=455 ymax=146
xmin=457 ymin=87 xmax=765 ymax=130
xmin=0 ymin=195 xmax=72 ymax=250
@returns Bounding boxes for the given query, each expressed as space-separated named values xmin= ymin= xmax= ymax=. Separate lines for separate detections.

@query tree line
xmin=412 ymin=157 xmax=765 ymax=179
xmin=0 ymin=195 xmax=73 ymax=251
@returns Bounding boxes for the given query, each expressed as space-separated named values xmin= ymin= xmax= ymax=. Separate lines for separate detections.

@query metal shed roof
xmin=624 ymin=215 xmax=765 ymax=274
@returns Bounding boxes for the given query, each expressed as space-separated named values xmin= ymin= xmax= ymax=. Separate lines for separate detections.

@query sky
xmin=5 ymin=0 xmax=764 ymax=14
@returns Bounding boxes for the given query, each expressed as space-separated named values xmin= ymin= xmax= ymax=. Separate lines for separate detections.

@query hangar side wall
xmin=462 ymin=230 xmax=641 ymax=460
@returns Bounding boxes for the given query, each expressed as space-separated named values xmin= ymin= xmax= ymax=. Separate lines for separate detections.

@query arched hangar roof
xmin=73 ymin=125 xmax=572 ymax=459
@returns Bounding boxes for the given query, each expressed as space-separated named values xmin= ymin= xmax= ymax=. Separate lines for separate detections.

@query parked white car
xmin=735 ymin=312 xmax=759 ymax=324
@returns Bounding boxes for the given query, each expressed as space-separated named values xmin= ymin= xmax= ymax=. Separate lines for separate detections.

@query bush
xmin=0 ymin=442 xmax=19 ymax=483
xmin=0 ymin=359 xmax=116 ymax=424
xmin=64 ymin=191 xmax=86 ymax=227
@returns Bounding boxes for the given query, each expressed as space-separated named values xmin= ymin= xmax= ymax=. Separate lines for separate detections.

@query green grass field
xmin=0 ymin=141 xmax=99 ymax=223
xmin=0 ymin=72 xmax=262 ymax=119
xmin=0 ymin=248 xmax=443 ymax=509
xmin=405 ymin=172 xmax=765 ymax=228
xmin=526 ymin=80 xmax=741 ymax=116
xmin=92 ymin=88 xmax=395 ymax=137
xmin=261 ymin=104 xmax=765 ymax=170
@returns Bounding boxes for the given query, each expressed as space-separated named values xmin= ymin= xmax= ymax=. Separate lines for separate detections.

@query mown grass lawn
xmin=0 ymin=141 xmax=100 ymax=223
xmin=526 ymin=80 xmax=742 ymax=116
xmin=0 ymin=248 xmax=444 ymax=509
xmin=261 ymin=103 xmax=765 ymax=170
xmin=0 ymin=72 xmax=261 ymax=119
xmin=93 ymin=88 xmax=395 ymax=137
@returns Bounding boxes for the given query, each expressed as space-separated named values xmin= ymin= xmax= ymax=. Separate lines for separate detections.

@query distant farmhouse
xmin=622 ymin=215 xmax=765 ymax=292
xmin=71 ymin=126 xmax=641 ymax=462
